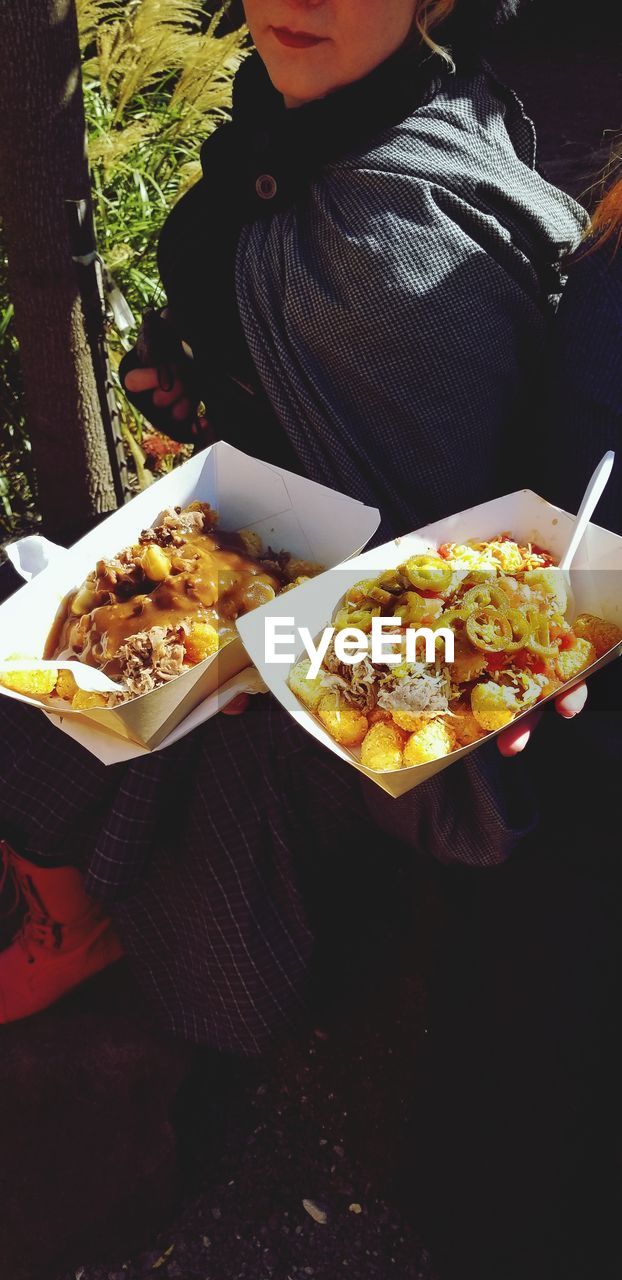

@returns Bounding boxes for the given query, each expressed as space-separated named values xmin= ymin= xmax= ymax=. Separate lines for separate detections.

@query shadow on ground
xmin=22 ymin=939 xmax=439 ymax=1280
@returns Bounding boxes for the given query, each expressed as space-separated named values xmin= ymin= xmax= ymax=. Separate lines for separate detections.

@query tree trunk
xmin=0 ymin=0 xmax=121 ymax=539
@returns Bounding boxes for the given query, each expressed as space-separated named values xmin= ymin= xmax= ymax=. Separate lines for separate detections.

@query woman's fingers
xmin=153 ymin=379 xmax=187 ymax=408
xmin=123 ymin=365 xmax=190 ymax=410
xmin=554 ymin=681 xmax=588 ymax=717
xmin=497 ymin=683 xmax=588 ymax=757
xmin=497 ymin=706 xmax=544 ymax=757
xmin=123 ymin=366 xmax=161 ymax=393
xmin=221 ymin=693 xmax=250 ymax=716
xmin=172 ymin=397 xmax=192 ymax=421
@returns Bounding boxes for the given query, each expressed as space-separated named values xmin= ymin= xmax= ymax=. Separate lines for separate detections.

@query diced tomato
xmin=559 ymin=630 xmax=575 ymax=651
xmin=512 ymin=649 xmax=548 ymax=676
xmin=438 ymin=544 xmax=451 ymax=560
xmin=485 ymin=651 xmax=512 ymax=671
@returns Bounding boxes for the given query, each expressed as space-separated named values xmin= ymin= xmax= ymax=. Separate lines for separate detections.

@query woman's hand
xmin=123 ymin=365 xmax=210 ymax=439
xmin=497 ymin=682 xmax=588 ymax=756
xmin=221 ymin=693 xmax=250 ymax=716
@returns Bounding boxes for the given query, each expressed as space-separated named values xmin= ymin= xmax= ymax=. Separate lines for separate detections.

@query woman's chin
xmin=259 ymin=47 xmax=338 ymax=107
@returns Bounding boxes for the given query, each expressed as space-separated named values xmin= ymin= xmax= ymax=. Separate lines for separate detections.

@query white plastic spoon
xmin=558 ymin=450 xmax=615 ymax=572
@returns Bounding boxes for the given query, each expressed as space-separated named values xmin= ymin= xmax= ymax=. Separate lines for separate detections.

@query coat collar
xmin=231 ymin=37 xmax=448 ymax=162
xmin=200 ymin=37 xmax=479 ymax=220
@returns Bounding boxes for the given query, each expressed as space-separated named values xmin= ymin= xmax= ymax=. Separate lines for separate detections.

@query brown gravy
xmin=45 ymin=528 xmax=283 ymax=677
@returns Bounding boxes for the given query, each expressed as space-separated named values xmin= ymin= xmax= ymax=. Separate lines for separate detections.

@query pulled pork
xmin=138 ymin=505 xmax=209 ymax=548
xmin=320 ymin=640 xmax=380 ymax=713
xmin=115 ymin=626 xmax=187 ymax=698
xmin=377 ymin=665 xmax=451 ymax=719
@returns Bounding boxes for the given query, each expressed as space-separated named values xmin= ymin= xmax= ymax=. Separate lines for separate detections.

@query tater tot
xmin=471 ymin=681 xmax=519 ymax=731
xmin=360 ymin=721 xmax=405 ymax=771
xmin=284 ymin=558 xmax=324 ymax=582
xmin=71 ymin=690 xmax=108 ymax=710
xmin=54 ymin=668 xmax=79 ymax=701
xmin=0 ymin=669 xmax=57 ymax=699
xmin=539 ymin=675 xmax=564 ymax=700
xmin=368 ymin=707 xmax=393 ymax=725
xmin=237 ymin=529 xmax=263 ymax=557
xmin=403 ymin=719 xmax=455 ymax=766
xmin=555 ymin=637 xmax=596 ymax=682
xmin=573 ymin=613 xmax=622 ymax=659
xmin=451 ymin=699 xmax=487 ymax=746
xmin=280 ymin=575 xmax=312 ymax=593
xmin=524 ymin=569 xmax=567 ymax=614
xmin=182 ymin=622 xmax=219 ymax=665
xmin=287 ymin=659 xmax=326 ymax=712
xmin=390 ymin=709 xmax=424 ymax=733
xmin=317 ymin=693 xmax=368 ymax=747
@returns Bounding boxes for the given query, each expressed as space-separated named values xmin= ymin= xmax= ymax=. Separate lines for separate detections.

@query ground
xmin=53 ymin=966 xmax=437 ymax=1280
xmin=36 ymin=44 xmax=622 ymax=1280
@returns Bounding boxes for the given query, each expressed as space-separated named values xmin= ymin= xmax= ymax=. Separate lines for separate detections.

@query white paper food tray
xmin=0 ymin=442 xmax=379 ymax=761
xmin=237 ymin=489 xmax=622 ymax=797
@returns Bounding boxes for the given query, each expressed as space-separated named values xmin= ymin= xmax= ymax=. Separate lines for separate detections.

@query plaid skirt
xmin=0 ymin=694 xmax=415 ymax=1051
xmin=1 ymin=628 xmax=556 ymax=1051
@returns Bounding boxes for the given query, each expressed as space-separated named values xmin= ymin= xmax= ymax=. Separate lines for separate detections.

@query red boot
xmin=0 ymin=840 xmax=123 ymax=1023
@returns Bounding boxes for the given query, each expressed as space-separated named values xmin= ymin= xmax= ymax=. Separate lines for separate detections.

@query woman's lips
xmin=271 ymin=27 xmax=326 ymax=49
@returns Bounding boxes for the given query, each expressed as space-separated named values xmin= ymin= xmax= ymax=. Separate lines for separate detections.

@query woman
xmin=0 ymin=3 xmax=603 ymax=1273
xmin=1 ymin=0 xmax=587 ymax=1030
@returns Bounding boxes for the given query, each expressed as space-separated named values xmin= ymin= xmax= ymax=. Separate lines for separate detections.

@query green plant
xmin=79 ymin=0 xmax=248 ymax=474
xmin=0 ymin=0 xmax=248 ymax=550
xmin=80 ymin=0 xmax=247 ymax=320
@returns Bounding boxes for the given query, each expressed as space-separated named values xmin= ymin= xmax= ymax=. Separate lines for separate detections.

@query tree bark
xmin=0 ymin=0 xmax=120 ymax=538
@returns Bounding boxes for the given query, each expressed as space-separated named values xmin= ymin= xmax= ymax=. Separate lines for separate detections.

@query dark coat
xmin=0 ymin=41 xmax=589 ymax=1049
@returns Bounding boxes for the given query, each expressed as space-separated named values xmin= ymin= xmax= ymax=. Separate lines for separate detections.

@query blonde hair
xmin=414 ymin=0 xmax=457 ymax=68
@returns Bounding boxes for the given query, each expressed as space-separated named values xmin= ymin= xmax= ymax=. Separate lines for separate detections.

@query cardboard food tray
xmin=237 ymin=488 xmax=622 ymax=798
xmin=0 ymin=442 xmax=379 ymax=762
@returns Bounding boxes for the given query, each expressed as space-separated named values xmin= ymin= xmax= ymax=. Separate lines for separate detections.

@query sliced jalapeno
xmin=525 ymin=611 xmax=558 ymax=658
xmin=465 ymin=607 xmax=513 ymax=652
xmin=377 ymin=569 xmax=410 ymax=594
xmin=432 ymin=606 xmax=464 ymax=631
xmin=333 ymin=606 xmax=380 ymax=632
xmin=346 ymin=578 xmax=379 ymax=607
xmin=367 ymin=585 xmax=394 ymax=606
xmin=395 ymin=591 xmax=431 ymax=626
xmin=403 ymin=554 xmax=453 ymax=593
xmin=505 ymin=608 xmax=533 ymax=652
xmin=461 ymin=581 xmax=511 ymax=615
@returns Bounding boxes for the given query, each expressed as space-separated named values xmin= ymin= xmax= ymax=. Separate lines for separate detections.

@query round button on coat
xmin=255 ymin=174 xmax=278 ymax=200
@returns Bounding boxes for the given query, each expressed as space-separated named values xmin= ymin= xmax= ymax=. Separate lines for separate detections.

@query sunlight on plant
xmin=1 ymin=1 xmax=249 ymax=549
xmin=78 ymin=0 xmax=248 ymax=319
